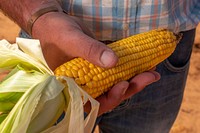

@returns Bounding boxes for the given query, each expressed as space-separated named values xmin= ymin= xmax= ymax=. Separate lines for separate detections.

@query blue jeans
xmin=95 ymin=29 xmax=196 ymax=133
xmin=20 ymin=29 xmax=196 ymax=133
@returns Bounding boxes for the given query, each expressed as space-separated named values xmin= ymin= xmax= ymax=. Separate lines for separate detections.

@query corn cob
xmin=54 ymin=29 xmax=181 ymax=98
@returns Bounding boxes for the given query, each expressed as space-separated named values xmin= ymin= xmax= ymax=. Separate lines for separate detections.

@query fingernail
xmin=151 ymin=71 xmax=161 ymax=81
xmin=122 ymin=87 xmax=128 ymax=95
xmin=100 ymin=50 xmax=116 ymax=67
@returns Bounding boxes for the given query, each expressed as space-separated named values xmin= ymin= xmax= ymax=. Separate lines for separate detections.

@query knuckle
xmin=84 ymin=42 xmax=103 ymax=60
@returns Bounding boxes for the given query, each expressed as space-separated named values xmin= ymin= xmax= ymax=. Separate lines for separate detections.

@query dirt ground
xmin=0 ymin=11 xmax=200 ymax=133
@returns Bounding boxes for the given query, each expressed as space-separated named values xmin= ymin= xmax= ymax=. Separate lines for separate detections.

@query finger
xmin=123 ymin=71 xmax=160 ymax=99
xmin=95 ymin=81 xmax=129 ymax=116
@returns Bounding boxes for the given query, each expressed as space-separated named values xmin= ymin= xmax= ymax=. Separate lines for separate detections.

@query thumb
xmin=66 ymin=16 xmax=118 ymax=68
xmin=64 ymin=31 xmax=118 ymax=68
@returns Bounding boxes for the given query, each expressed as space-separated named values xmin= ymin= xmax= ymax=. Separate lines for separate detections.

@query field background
xmin=0 ymin=11 xmax=200 ymax=133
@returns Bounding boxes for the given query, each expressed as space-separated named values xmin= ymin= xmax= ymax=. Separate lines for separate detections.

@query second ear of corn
xmin=54 ymin=29 xmax=181 ymax=98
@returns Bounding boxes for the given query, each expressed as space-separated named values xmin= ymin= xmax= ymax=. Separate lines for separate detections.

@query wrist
xmin=0 ymin=0 xmax=63 ymax=36
xmin=25 ymin=1 xmax=63 ymax=36
xmin=27 ymin=5 xmax=62 ymax=36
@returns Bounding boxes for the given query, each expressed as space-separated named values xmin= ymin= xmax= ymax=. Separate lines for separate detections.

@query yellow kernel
xmin=72 ymin=65 xmax=79 ymax=71
xmin=83 ymin=67 xmax=89 ymax=73
xmin=86 ymin=82 xmax=92 ymax=88
xmin=90 ymin=69 xmax=95 ymax=75
xmin=86 ymin=81 xmax=98 ymax=88
xmin=87 ymin=73 xmax=93 ymax=78
xmin=93 ymin=75 xmax=99 ymax=81
xmin=78 ymin=69 xmax=85 ymax=77
xmin=67 ymin=62 xmax=73 ymax=67
xmin=102 ymin=72 xmax=107 ymax=78
xmin=97 ymin=67 xmax=103 ymax=73
xmin=71 ymin=69 xmax=78 ymax=78
xmin=93 ymin=68 xmax=99 ymax=74
xmin=79 ymin=62 xmax=86 ymax=67
xmin=89 ymin=63 xmax=95 ymax=68
xmin=75 ymin=78 xmax=81 ymax=85
xmin=105 ymin=78 xmax=110 ymax=84
xmin=64 ymin=64 xmax=71 ymax=69
xmin=76 ymin=63 xmax=82 ymax=68
xmin=97 ymin=74 xmax=103 ymax=80
xmin=84 ymin=75 xmax=91 ymax=83
xmin=60 ymin=65 xmax=67 ymax=71
xmin=79 ymin=77 xmax=86 ymax=84
xmin=65 ymin=69 xmax=73 ymax=77
xmin=83 ymin=60 xmax=89 ymax=66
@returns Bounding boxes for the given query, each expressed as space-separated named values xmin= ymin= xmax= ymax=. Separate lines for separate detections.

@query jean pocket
xmin=163 ymin=29 xmax=195 ymax=72
xmin=163 ymin=58 xmax=190 ymax=73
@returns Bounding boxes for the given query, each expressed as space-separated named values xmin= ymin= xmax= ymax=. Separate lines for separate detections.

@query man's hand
xmin=31 ymin=11 xmax=118 ymax=70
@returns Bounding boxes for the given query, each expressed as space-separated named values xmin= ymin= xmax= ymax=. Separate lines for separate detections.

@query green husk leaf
xmin=0 ymin=93 xmax=23 ymax=102
xmin=0 ymin=39 xmax=52 ymax=74
xmin=0 ymin=113 xmax=8 ymax=124
xmin=0 ymin=75 xmax=58 ymax=133
xmin=0 ymin=38 xmax=65 ymax=132
xmin=0 ymin=65 xmax=46 ymax=114
xmin=0 ymin=65 xmax=45 ymax=93
xmin=0 ymin=101 xmax=15 ymax=112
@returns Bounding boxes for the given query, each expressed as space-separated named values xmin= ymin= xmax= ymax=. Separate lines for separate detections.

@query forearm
xmin=0 ymin=0 xmax=62 ymax=33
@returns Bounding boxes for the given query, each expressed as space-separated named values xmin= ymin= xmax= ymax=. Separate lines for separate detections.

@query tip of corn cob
xmin=54 ymin=29 xmax=181 ymax=98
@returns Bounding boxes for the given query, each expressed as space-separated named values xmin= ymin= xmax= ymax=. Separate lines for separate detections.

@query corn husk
xmin=0 ymin=38 xmax=99 ymax=133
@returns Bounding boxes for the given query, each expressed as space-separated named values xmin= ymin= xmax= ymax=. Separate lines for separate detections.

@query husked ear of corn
xmin=54 ymin=29 xmax=181 ymax=98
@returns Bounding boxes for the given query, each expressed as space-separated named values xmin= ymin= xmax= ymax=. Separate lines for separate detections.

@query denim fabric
xmin=96 ymin=29 xmax=196 ymax=133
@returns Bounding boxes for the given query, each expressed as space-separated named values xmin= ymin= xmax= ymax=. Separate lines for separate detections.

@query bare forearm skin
xmin=0 ymin=0 xmax=62 ymax=33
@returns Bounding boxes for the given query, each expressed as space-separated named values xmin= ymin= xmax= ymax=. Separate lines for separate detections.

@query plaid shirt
xmin=61 ymin=0 xmax=200 ymax=41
